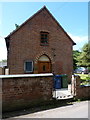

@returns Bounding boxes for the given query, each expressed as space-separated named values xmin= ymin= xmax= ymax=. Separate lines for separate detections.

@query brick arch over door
xmin=37 ymin=54 xmax=52 ymax=73
xmin=35 ymin=52 xmax=54 ymax=64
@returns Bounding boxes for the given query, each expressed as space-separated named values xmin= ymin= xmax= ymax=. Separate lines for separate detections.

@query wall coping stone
xmin=80 ymin=84 xmax=90 ymax=87
xmin=0 ymin=73 xmax=53 ymax=78
xmin=73 ymin=74 xmax=80 ymax=77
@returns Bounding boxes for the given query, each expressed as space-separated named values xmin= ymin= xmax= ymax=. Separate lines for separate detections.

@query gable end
xmin=5 ymin=6 xmax=76 ymax=50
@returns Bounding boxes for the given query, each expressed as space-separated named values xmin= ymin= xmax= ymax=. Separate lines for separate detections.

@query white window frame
xmin=24 ymin=61 xmax=33 ymax=73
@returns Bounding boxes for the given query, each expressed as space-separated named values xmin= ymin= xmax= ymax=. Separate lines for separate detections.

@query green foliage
xmin=80 ymin=80 xmax=90 ymax=86
xmin=77 ymin=43 xmax=90 ymax=67
xmin=73 ymin=50 xmax=81 ymax=70
xmin=77 ymin=74 xmax=90 ymax=85
xmin=77 ymin=74 xmax=89 ymax=80
xmin=77 ymin=99 xmax=81 ymax=102
xmin=87 ymin=67 xmax=90 ymax=72
xmin=0 ymin=59 xmax=7 ymax=62
xmin=86 ymin=76 xmax=90 ymax=80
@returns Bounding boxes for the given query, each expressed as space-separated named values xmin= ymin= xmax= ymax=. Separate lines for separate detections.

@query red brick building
xmin=5 ymin=6 xmax=75 ymax=81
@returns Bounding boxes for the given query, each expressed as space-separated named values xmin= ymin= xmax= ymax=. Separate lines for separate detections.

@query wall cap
xmin=0 ymin=73 xmax=53 ymax=78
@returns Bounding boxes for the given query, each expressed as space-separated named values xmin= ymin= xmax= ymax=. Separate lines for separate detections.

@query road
xmin=13 ymin=101 xmax=89 ymax=118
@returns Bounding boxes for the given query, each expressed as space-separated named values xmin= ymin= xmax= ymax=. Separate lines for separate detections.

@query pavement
xmin=11 ymin=100 xmax=89 ymax=118
xmin=53 ymin=88 xmax=73 ymax=100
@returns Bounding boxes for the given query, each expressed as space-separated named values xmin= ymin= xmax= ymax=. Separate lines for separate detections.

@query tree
xmin=77 ymin=43 xmax=90 ymax=67
xmin=73 ymin=50 xmax=81 ymax=70
xmin=0 ymin=59 xmax=7 ymax=62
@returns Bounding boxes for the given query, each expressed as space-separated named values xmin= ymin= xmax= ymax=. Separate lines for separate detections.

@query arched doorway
xmin=38 ymin=55 xmax=52 ymax=73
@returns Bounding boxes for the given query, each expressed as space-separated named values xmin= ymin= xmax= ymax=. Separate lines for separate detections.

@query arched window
xmin=38 ymin=55 xmax=50 ymax=62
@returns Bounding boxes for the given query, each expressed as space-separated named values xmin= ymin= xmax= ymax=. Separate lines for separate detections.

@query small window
xmin=24 ymin=61 xmax=33 ymax=73
xmin=40 ymin=32 xmax=49 ymax=45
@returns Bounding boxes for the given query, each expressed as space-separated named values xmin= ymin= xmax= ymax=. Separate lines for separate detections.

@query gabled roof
xmin=5 ymin=6 xmax=76 ymax=45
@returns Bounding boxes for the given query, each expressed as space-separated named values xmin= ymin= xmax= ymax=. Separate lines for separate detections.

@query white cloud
xmin=68 ymin=33 xmax=88 ymax=50
xmin=0 ymin=36 xmax=7 ymax=61
xmin=68 ymin=33 xmax=88 ymax=43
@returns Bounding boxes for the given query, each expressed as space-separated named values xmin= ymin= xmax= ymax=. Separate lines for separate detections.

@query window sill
xmin=40 ymin=43 xmax=49 ymax=46
xmin=24 ymin=71 xmax=33 ymax=74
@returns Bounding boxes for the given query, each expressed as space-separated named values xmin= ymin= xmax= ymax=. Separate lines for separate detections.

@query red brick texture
xmin=2 ymin=75 xmax=53 ymax=112
xmin=6 ymin=7 xmax=74 ymax=82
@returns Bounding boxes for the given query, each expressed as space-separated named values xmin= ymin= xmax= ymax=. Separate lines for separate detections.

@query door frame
xmin=37 ymin=55 xmax=52 ymax=73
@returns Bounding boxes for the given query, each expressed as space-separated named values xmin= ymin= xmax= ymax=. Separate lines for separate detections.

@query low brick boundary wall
xmin=76 ymin=86 xmax=90 ymax=99
xmin=1 ymin=73 xmax=53 ymax=112
xmin=71 ymin=75 xmax=90 ymax=99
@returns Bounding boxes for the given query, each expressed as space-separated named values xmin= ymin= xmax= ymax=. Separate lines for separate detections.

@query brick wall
xmin=0 ymin=68 xmax=3 ymax=75
xmin=0 ymin=68 xmax=4 ymax=75
xmin=2 ymin=74 xmax=53 ymax=112
xmin=71 ymin=75 xmax=90 ymax=99
xmin=76 ymin=86 xmax=90 ymax=99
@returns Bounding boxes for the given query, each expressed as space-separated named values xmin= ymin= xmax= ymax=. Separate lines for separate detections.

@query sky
xmin=0 ymin=2 xmax=88 ymax=61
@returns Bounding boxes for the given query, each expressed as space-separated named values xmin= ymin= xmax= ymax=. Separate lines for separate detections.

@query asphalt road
xmin=13 ymin=101 xmax=89 ymax=118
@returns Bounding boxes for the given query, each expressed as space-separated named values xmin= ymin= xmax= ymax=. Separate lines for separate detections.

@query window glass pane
xmin=40 ymin=32 xmax=48 ymax=44
xmin=25 ymin=61 xmax=33 ymax=72
xmin=45 ymin=34 xmax=47 ymax=38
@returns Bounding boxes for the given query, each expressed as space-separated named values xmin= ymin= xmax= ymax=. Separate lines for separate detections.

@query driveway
xmin=12 ymin=101 xmax=89 ymax=118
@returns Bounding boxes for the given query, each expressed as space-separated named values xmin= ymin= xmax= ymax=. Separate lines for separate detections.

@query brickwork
xmin=5 ymin=7 xmax=75 ymax=82
xmin=2 ymin=74 xmax=53 ymax=112
xmin=0 ymin=68 xmax=3 ymax=75
xmin=0 ymin=68 xmax=4 ymax=75
xmin=71 ymin=75 xmax=90 ymax=99
xmin=76 ymin=86 xmax=90 ymax=99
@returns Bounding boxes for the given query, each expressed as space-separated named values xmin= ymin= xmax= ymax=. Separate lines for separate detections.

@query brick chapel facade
xmin=5 ymin=6 xmax=75 ymax=80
